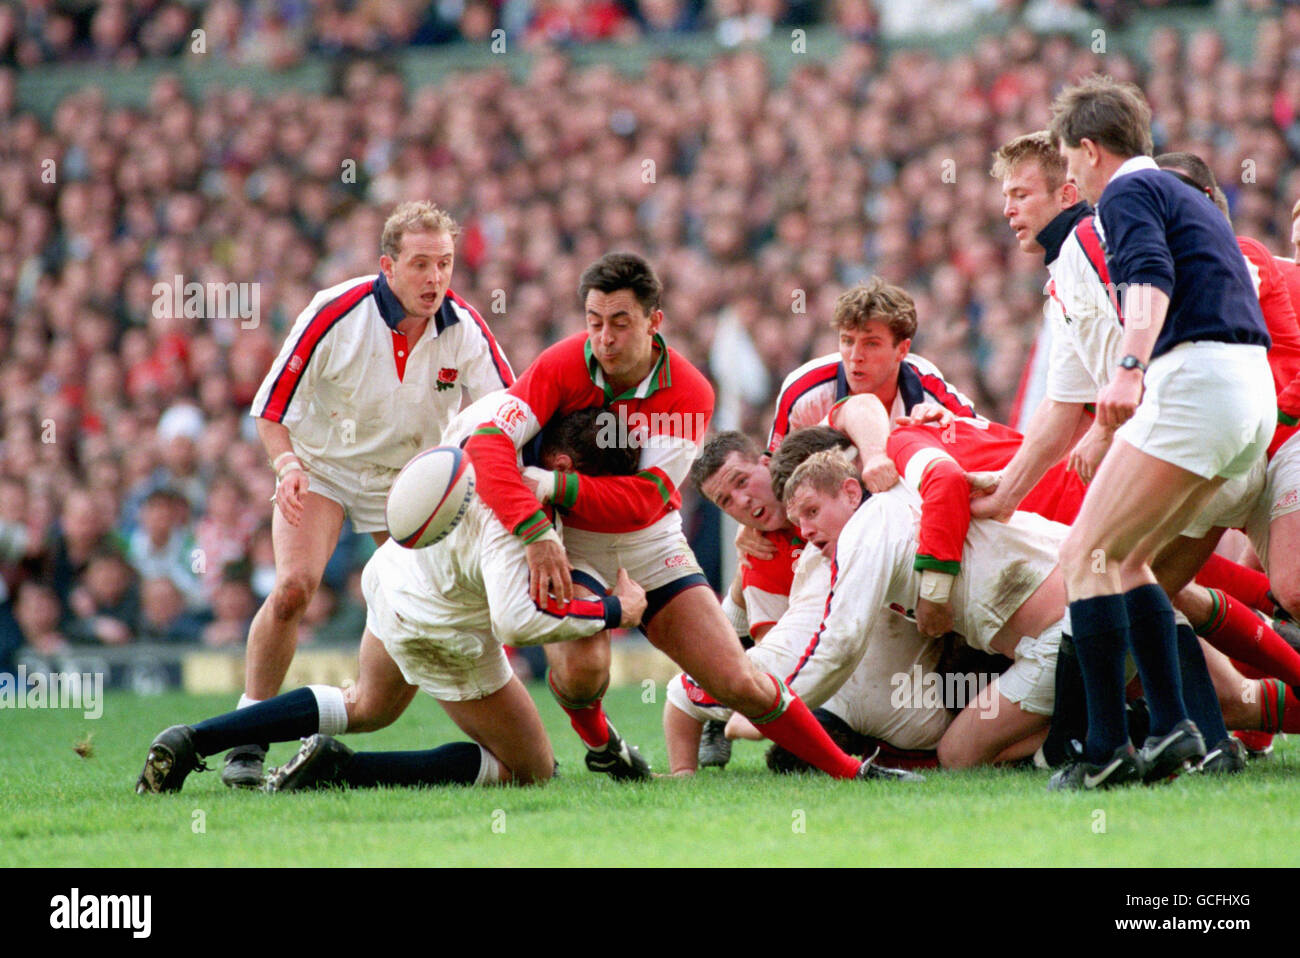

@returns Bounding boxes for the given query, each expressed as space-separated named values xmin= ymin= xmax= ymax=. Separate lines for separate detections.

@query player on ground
xmin=463 ymin=252 xmax=915 ymax=782
xmin=230 ymin=201 xmax=514 ymax=788
xmin=1045 ymin=75 xmax=1274 ymax=789
xmin=136 ymin=407 xmax=646 ymax=795
xmin=666 ymin=430 xmax=951 ymax=774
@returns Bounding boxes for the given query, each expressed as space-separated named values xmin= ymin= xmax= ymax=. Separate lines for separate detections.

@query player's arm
xmin=463 ymin=366 xmax=573 ymax=604
xmin=254 ymin=418 xmax=310 ymax=526
xmin=454 ymin=295 xmax=516 ymax=396
xmin=970 ymin=399 xmax=1088 ymax=519
xmin=827 ymin=394 xmax=898 ymax=492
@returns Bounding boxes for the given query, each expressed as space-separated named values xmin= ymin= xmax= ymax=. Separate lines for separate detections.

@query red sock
xmin=1199 ymin=590 xmax=1300 ymax=689
xmin=1195 ymin=555 xmax=1274 ymax=614
xmin=750 ymin=675 xmax=860 ymax=779
xmin=547 ymin=673 xmax=610 ymax=749
xmin=1254 ymin=679 xmax=1300 ymax=733
xmin=1234 ymin=730 xmax=1275 ymax=752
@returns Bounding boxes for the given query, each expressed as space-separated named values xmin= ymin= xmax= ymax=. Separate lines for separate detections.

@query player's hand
xmin=525 ymin=537 xmax=572 ymax=608
xmin=967 ymin=472 xmax=1012 ymax=521
xmin=895 ymin=402 xmax=955 ymax=429
xmin=860 ymin=452 xmax=900 ymax=493
xmin=916 ymin=598 xmax=954 ymax=638
xmin=735 ymin=524 xmax=776 ymax=561
xmin=1096 ymin=369 xmax=1143 ymax=429
xmin=612 ymin=567 xmax=647 ymax=628
xmin=1068 ymin=423 xmax=1114 ymax=484
xmin=521 ymin=466 xmax=557 ymax=503
xmin=275 ymin=468 xmax=309 ymax=526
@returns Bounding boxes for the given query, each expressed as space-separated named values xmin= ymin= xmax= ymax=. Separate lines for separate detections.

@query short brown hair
xmin=769 ymin=426 xmax=854 ymax=500
xmin=1048 ymin=74 xmax=1153 ymax=159
xmin=690 ymin=431 xmax=761 ymax=491
xmin=1155 ymin=152 xmax=1230 ymax=219
xmin=990 ymin=131 xmax=1068 ymax=191
xmin=579 ymin=252 xmax=663 ymax=314
xmin=782 ymin=449 xmax=859 ymax=509
xmin=832 ymin=277 xmax=917 ymax=343
xmin=380 ymin=201 xmax=459 ymax=259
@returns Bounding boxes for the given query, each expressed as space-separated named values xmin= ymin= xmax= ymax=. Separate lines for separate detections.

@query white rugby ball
xmin=386 ymin=446 xmax=476 ymax=548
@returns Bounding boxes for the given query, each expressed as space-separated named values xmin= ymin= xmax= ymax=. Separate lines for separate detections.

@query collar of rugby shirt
xmin=373 ymin=272 xmax=462 ymax=337
xmin=1107 ymin=154 xmax=1159 ymax=186
xmin=585 ymin=333 xmax=672 ymax=402
xmin=1036 ymin=201 xmax=1092 ymax=267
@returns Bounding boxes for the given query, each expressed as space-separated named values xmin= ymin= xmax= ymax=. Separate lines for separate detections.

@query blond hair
xmin=380 ymin=201 xmax=460 ymax=259
xmin=832 ymin=277 xmax=917 ymax=343
xmin=782 ymin=449 xmax=859 ymax=508
xmin=990 ymin=131 xmax=1068 ymax=191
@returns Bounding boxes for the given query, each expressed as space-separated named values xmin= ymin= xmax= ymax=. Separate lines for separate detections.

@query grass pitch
xmin=4 ymin=684 xmax=1298 ymax=868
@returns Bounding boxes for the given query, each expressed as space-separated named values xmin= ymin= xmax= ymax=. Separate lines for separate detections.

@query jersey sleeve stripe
xmin=917 ymin=372 xmax=975 ymax=418
xmin=1074 ymin=217 xmax=1125 ymax=324
xmin=257 ymin=280 xmax=374 ymax=422
xmin=785 ymin=557 xmax=838 ymax=686
xmin=447 ymin=289 xmax=515 ymax=387
xmin=768 ymin=364 xmax=839 ymax=451
xmin=636 ymin=467 xmax=673 ymax=505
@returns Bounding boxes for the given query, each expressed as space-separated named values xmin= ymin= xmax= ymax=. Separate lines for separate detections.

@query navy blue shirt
xmin=1098 ymin=165 xmax=1270 ymax=359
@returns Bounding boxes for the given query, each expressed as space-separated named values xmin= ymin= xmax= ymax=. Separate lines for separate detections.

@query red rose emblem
xmin=436 ymin=367 xmax=458 ymax=391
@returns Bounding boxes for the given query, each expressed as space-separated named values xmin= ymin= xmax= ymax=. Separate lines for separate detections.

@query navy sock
xmin=1124 ymin=584 xmax=1188 ymax=737
xmin=1042 ymin=633 xmax=1087 ymax=766
xmin=1174 ymin=623 xmax=1228 ymax=745
xmin=340 ymin=742 xmax=486 ymax=788
xmin=191 ymin=688 xmax=318 ymax=756
xmin=1070 ymin=594 xmax=1131 ymax=763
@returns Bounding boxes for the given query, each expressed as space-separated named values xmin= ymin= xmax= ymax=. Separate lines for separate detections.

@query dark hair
xmin=578 ymin=252 xmax=663 ymax=315
xmin=1048 ymin=74 xmax=1153 ymax=159
xmin=689 ymin=431 xmax=761 ymax=491
xmin=768 ymin=426 xmax=854 ymax=500
xmin=538 ymin=407 xmax=639 ymax=477
xmin=1155 ymin=151 xmax=1230 ymax=218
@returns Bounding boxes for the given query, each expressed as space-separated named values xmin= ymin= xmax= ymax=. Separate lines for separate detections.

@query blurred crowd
xmin=0 ymin=0 xmax=1260 ymax=67
xmin=6 ymin=9 xmax=1300 ymax=665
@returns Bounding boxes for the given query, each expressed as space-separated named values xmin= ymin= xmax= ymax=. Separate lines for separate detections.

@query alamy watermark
xmin=593 ymin=407 xmax=709 ymax=450
xmin=890 ymin=665 xmax=999 ymax=718
xmin=152 ymin=274 xmax=260 ymax=327
xmin=1 ymin=665 xmax=103 ymax=719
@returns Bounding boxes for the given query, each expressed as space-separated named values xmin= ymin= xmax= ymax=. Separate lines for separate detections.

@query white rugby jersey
xmin=1043 ymin=212 xmax=1126 ymax=404
xmin=767 ymin=351 xmax=978 ymax=453
xmin=252 ymin=274 xmax=513 ymax=471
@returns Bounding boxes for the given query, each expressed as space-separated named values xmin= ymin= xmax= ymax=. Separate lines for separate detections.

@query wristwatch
xmin=1118 ymin=354 xmax=1148 ymax=373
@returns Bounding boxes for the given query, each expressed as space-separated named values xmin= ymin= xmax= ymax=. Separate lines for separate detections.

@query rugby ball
xmin=386 ymin=446 xmax=476 ymax=548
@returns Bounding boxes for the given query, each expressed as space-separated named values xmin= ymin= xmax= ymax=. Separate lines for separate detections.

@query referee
xmin=1046 ymin=75 xmax=1275 ymax=789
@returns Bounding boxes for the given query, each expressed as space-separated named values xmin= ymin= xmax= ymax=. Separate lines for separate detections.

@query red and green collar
xmin=584 ymin=334 xmax=672 ymax=402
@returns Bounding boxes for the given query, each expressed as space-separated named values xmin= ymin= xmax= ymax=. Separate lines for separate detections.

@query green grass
xmin=4 ymin=685 xmax=1299 ymax=867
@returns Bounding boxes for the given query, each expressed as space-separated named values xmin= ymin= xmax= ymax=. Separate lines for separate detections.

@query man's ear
xmin=1060 ymin=180 xmax=1079 ymax=207
xmin=842 ymin=476 xmax=862 ymax=505
xmin=550 ymin=452 xmax=575 ymax=474
xmin=1081 ymin=137 xmax=1101 ymax=166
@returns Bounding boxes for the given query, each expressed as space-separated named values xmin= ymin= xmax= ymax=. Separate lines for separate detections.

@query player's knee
xmin=344 ymin=698 xmax=400 ymax=734
xmin=936 ymin=734 xmax=980 ymax=769
xmin=503 ymin=749 xmax=555 ymax=787
xmin=1270 ymin=580 xmax=1300 ymax=621
xmin=268 ymin=572 xmax=316 ymax=621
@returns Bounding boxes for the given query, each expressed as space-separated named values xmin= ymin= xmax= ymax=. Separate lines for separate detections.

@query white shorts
xmin=996 ymin=620 xmax=1062 ymax=717
xmin=361 ymin=542 xmax=513 ymax=702
xmin=1182 ymin=455 xmax=1267 ymax=539
xmin=298 ymin=449 xmax=398 ymax=533
xmin=1115 ymin=342 xmax=1274 ymax=481
xmin=562 ymin=512 xmax=704 ymax=607
xmin=1245 ymin=430 xmax=1300 ymax=570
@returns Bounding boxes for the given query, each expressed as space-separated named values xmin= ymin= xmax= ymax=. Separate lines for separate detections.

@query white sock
xmin=237 ymin=694 xmax=261 ymax=710
xmin=475 ymin=746 xmax=502 ymax=786
xmin=308 ymin=685 xmax=349 ymax=735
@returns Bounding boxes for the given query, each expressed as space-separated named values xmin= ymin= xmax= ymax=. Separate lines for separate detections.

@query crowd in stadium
xmin=6 ymin=5 xmax=1300 ymax=669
